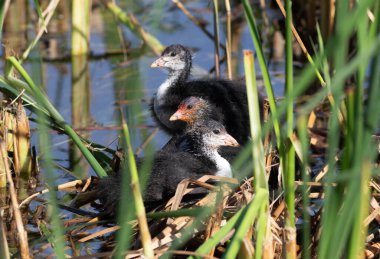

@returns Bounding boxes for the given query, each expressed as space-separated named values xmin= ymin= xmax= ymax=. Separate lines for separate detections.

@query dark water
xmin=2 ymin=0 xmax=285 ymax=183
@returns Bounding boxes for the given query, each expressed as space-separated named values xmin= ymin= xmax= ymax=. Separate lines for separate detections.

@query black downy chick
xmin=96 ymin=120 xmax=239 ymax=218
xmin=151 ymin=44 xmax=255 ymax=144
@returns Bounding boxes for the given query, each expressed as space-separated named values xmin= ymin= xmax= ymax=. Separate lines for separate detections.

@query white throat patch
xmin=155 ymin=70 xmax=181 ymax=105
xmin=209 ymin=150 xmax=232 ymax=178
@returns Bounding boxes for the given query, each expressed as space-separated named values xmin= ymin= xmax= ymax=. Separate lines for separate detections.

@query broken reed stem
xmin=171 ymin=0 xmax=226 ymax=51
xmin=19 ymin=178 xmax=91 ymax=207
xmin=0 ymin=142 xmax=30 ymax=259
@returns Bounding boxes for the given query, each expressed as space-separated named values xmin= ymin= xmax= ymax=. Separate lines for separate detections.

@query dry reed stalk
xmin=212 ymin=0 xmax=220 ymax=77
xmin=21 ymin=0 xmax=60 ymax=62
xmin=147 ymin=192 xmax=219 ymax=251
xmin=204 ymin=185 xmax=230 ymax=257
xmin=238 ymin=236 xmax=255 ymax=258
xmin=15 ymin=102 xmax=31 ymax=178
xmin=225 ymin=0 xmax=232 ymax=79
xmin=272 ymin=200 xmax=285 ymax=220
xmin=321 ymin=0 xmax=336 ymax=39
xmin=78 ymin=225 xmax=120 ymax=243
xmin=274 ymin=0 xmax=326 ymax=88
xmin=3 ymin=109 xmax=14 ymax=153
xmin=284 ymin=226 xmax=296 ymax=258
xmin=307 ymin=111 xmax=317 ymax=128
xmin=369 ymin=198 xmax=380 ymax=223
xmin=365 ymin=242 xmax=380 ymax=258
xmin=19 ymin=178 xmax=90 ymax=207
xmin=135 ymin=128 xmax=159 ymax=156
xmin=0 ymin=141 xmax=30 ymax=258
xmin=364 ymin=207 xmax=380 ymax=227
xmin=0 ymin=209 xmax=10 ymax=259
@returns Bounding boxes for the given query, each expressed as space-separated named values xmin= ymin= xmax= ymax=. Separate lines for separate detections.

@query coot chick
xmin=151 ymin=44 xmax=251 ymax=144
xmin=96 ymin=120 xmax=239 ymax=218
xmin=169 ymin=96 xmax=242 ymax=163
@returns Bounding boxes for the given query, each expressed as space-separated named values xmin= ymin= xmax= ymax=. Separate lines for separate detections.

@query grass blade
xmin=119 ymin=115 xmax=153 ymax=258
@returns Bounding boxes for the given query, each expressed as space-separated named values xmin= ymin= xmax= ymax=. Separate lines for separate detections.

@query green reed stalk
xmin=318 ymin=0 xmax=379 ymax=257
xmin=224 ymin=50 xmax=269 ymax=259
xmin=71 ymin=0 xmax=91 ymax=56
xmin=119 ymin=117 xmax=154 ymax=258
xmin=318 ymin=0 xmax=354 ymax=256
xmin=243 ymin=50 xmax=267 ymax=190
xmin=348 ymin=3 xmax=380 ymax=257
xmin=345 ymin=6 xmax=368 ymax=257
xmin=5 ymin=57 xmax=107 ymax=177
xmin=242 ymin=0 xmax=281 ymax=146
xmin=296 ymin=115 xmax=310 ymax=259
xmin=283 ymin=0 xmax=296 ymax=258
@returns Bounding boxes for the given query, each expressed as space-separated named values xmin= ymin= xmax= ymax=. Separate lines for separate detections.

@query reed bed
xmin=0 ymin=0 xmax=379 ymax=258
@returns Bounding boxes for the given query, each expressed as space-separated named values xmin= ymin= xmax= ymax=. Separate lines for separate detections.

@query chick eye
xmin=170 ymin=52 xmax=176 ymax=57
xmin=213 ymin=129 xmax=220 ymax=134
xmin=187 ymin=104 xmax=193 ymax=109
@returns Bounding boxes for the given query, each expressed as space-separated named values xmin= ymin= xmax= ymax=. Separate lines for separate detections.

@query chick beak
xmin=223 ymin=134 xmax=240 ymax=147
xmin=151 ymin=57 xmax=165 ymax=68
xmin=169 ymin=110 xmax=183 ymax=121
